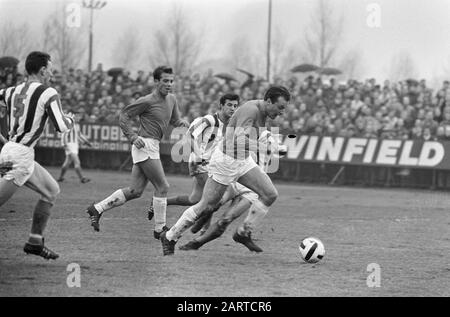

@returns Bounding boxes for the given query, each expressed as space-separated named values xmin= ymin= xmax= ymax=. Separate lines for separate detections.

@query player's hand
xmin=133 ymin=137 xmax=146 ymax=149
xmin=0 ymin=161 xmax=13 ymax=176
xmin=66 ymin=112 xmax=75 ymax=125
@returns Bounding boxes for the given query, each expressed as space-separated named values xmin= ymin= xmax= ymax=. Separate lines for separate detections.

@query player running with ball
xmin=160 ymin=85 xmax=291 ymax=255
xmin=85 ymin=66 xmax=189 ymax=238
xmin=179 ymin=130 xmax=288 ymax=252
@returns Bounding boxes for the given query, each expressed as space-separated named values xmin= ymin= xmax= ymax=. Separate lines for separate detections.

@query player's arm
xmin=170 ymin=97 xmax=189 ymax=128
xmin=78 ymin=130 xmax=92 ymax=147
xmin=119 ymin=97 xmax=149 ymax=145
xmin=45 ymin=89 xmax=74 ymax=133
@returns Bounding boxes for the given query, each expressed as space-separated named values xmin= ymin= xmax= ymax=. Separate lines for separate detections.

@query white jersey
xmin=61 ymin=123 xmax=88 ymax=146
xmin=187 ymin=113 xmax=224 ymax=163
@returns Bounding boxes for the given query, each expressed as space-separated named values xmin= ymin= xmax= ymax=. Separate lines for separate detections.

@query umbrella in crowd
xmin=214 ymin=73 xmax=237 ymax=82
xmin=236 ymin=68 xmax=255 ymax=78
xmin=318 ymin=67 xmax=342 ymax=76
xmin=0 ymin=56 xmax=19 ymax=69
xmin=291 ymin=63 xmax=320 ymax=73
xmin=107 ymin=67 xmax=124 ymax=77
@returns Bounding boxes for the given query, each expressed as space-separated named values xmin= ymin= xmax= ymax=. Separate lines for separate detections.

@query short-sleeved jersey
xmin=187 ymin=113 xmax=223 ymax=162
xmin=0 ymin=82 xmax=73 ymax=148
xmin=119 ymin=91 xmax=183 ymax=142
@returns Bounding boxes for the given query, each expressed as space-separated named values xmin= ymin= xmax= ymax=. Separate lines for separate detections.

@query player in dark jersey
xmin=85 ymin=66 xmax=189 ymax=238
xmin=160 ymin=86 xmax=290 ymax=255
xmin=0 ymin=51 xmax=74 ymax=260
xmin=146 ymin=93 xmax=239 ymax=235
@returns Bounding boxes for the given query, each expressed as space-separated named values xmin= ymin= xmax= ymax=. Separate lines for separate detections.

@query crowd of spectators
xmin=1 ymin=64 xmax=450 ymax=141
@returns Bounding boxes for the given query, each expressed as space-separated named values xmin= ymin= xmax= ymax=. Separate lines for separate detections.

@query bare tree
xmin=149 ymin=4 xmax=202 ymax=75
xmin=0 ymin=21 xmax=35 ymax=59
xmin=112 ymin=26 xmax=141 ymax=70
xmin=42 ymin=9 xmax=87 ymax=72
xmin=301 ymin=0 xmax=344 ymax=68
xmin=389 ymin=52 xmax=418 ymax=82
xmin=339 ymin=49 xmax=365 ymax=79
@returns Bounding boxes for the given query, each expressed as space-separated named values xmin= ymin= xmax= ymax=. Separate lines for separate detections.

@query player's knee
xmin=262 ymin=188 xmax=278 ymax=206
xmin=42 ymin=183 xmax=60 ymax=203
xmin=189 ymin=193 xmax=201 ymax=205
xmin=128 ymin=188 xmax=144 ymax=200
xmin=155 ymin=182 xmax=170 ymax=196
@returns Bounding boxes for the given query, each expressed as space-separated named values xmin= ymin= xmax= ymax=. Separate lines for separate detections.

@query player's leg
xmin=161 ymin=176 xmax=228 ymax=255
xmin=180 ymin=196 xmax=251 ymax=250
xmin=0 ymin=178 xmax=20 ymax=206
xmin=71 ymin=153 xmax=89 ymax=183
xmin=233 ymin=166 xmax=278 ymax=251
xmin=137 ymin=158 xmax=171 ymax=236
xmin=167 ymin=172 xmax=207 ymax=206
xmin=86 ymin=164 xmax=148 ymax=231
xmin=23 ymin=162 xmax=61 ymax=260
xmin=57 ymin=154 xmax=72 ymax=182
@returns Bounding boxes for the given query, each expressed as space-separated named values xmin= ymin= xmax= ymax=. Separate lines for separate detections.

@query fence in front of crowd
xmin=33 ymin=123 xmax=450 ymax=190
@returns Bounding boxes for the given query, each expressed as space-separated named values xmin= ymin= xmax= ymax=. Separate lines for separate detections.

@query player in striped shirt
xmin=57 ymin=112 xmax=92 ymax=183
xmin=180 ymin=130 xmax=288 ymax=252
xmin=0 ymin=51 xmax=74 ymax=260
xmin=85 ymin=66 xmax=189 ymax=238
xmin=161 ymin=86 xmax=290 ymax=255
xmin=146 ymin=93 xmax=239 ymax=229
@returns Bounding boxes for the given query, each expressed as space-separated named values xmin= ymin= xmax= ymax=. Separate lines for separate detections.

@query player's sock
xmin=94 ymin=189 xmax=126 ymax=214
xmin=153 ymin=196 xmax=167 ymax=232
xmin=237 ymin=200 xmax=269 ymax=235
xmin=28 ymin=233 xmax=43 ymax=245
xmin=167 ymin=195 xmax=192 ymax=206
xmin=166 ymin=207 xmax=198 ymax=241
xmin=30 ymin=199 xmax=53 ymax=239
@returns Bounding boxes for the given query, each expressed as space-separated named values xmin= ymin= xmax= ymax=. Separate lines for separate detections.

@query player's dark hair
xmin=219 ymin=93 xmax=240 ymax=105
xmin=153 ymin=66 xmax=173 ymax=81
xmin=264 ymin=85 xmax=291 ymax=103
xmin=25 ymin=51 xmax=51 ymax=75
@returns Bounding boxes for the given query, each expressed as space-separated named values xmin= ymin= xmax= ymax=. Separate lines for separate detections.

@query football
xmin=298 ymin=237 xmax=325 ymax=263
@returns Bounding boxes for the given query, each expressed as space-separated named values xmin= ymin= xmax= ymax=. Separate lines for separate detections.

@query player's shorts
xmin=131 ymin=137 xmax=160 ymax=163
xmin=0 ymin=142 xmax=35 ymax=186
xmin=208 ymin=149 xmax=258 ymax=186
xmin=229 ymin=182 xmax=259 ymax=204
xmin=65 ymin=142 xmax=79 ymax=155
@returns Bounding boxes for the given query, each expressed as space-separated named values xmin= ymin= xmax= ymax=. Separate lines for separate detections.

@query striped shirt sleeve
xmin=44 ymin=88 xmax=74 ymax=133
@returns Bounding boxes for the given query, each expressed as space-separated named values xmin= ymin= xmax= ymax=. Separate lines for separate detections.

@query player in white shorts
xmin=85 ymin=66 xmax=189 ymax=238
xmin=160 ymin=85 xmax=291 ymax=255
xmin=57 ymin=112 xmax=92 ymax=183
xmin=0 ymin=51 xmax=74 ymax=260
xmin=179 ymin=130 xmax=288 ymax=252
xmin=147 ymin=94 xmax=238 ymax=235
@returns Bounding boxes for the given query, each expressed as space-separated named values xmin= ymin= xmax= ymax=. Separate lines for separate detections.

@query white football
xmin=298 ymin=237 xmax=325 ymax=263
